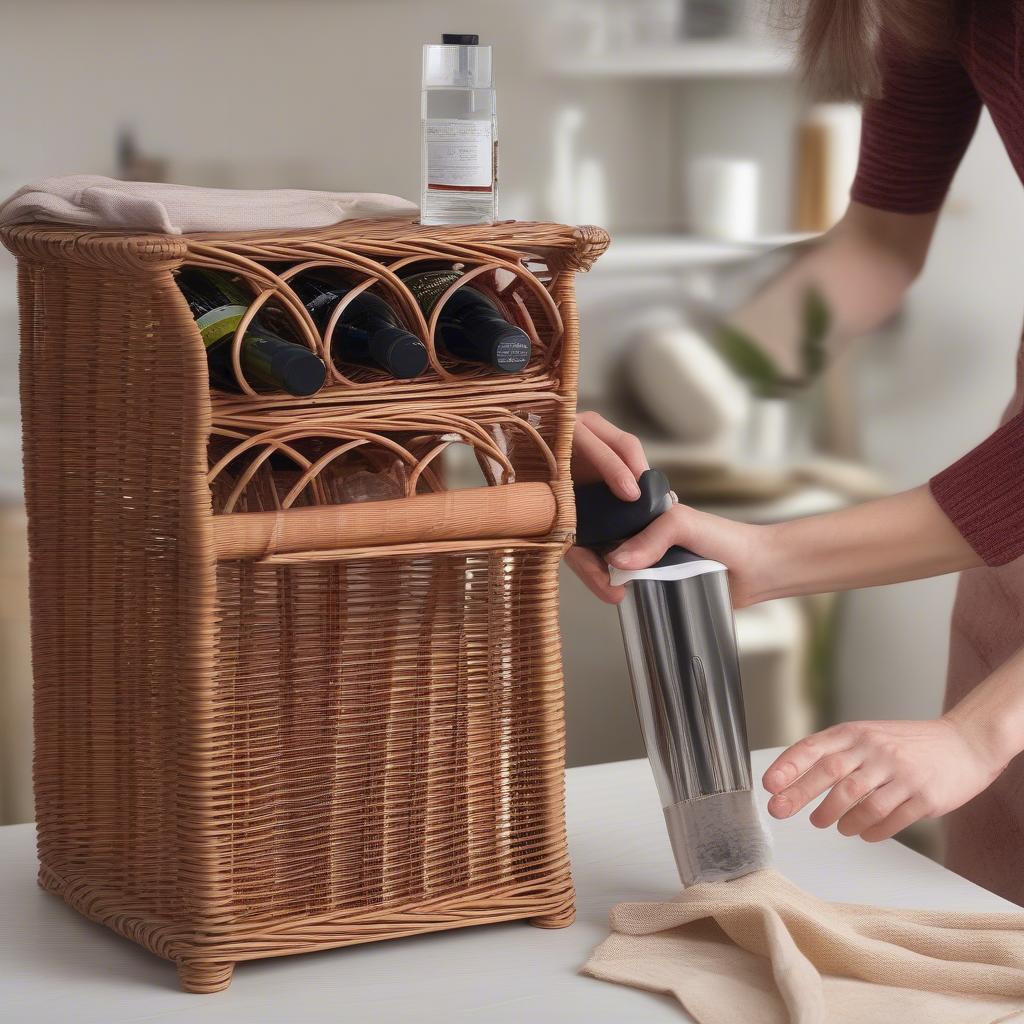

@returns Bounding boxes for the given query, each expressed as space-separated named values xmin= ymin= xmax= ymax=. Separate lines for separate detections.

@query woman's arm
xmin=606 ymin=483 xmax=983 ymax=608
xmin=722 ymin=27 xmax=983 ymax=386
xmin=564 ymin=202 xmax=938 ymax=599
xmin=724 ymin=202 xmax=939 ymax=382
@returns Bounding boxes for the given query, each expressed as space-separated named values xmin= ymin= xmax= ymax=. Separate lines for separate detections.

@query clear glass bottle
xmin=421 ymin=34 xmax=497 ymax=226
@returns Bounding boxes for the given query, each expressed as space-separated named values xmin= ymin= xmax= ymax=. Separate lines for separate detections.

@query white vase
xmin=744 ymin=396 xmax=793 ymax=467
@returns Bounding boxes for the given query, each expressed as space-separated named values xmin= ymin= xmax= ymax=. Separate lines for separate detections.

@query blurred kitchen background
xmin=2 ymin=0 xmax=1023 ymax=855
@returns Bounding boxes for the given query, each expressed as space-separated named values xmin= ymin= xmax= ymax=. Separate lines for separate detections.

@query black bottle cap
xmin=490 ymin=324 xmax=531 ymax=373
xmin=373 ymin=327 xmax=429 ymax=380
xmin=573 ymin=469 xmax=704 ymax=564
xmin=574 ymin=469 xmax=673 ymax=549
xmin=443 ymin=33 xmax=479 ymax=45
xmin=271 ymin=346 xmax=327 ymax=397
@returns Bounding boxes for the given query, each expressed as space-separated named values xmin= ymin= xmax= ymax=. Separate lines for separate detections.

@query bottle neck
xmin=435 ymin=287 xmax=530 ymax=372
xmin=367 ymin=326 xmax=429 ymax=379
xmin=205 ymin=321 xmax=325 ymax=396
xmin=346 ymin=291 xmax=402 ymax=329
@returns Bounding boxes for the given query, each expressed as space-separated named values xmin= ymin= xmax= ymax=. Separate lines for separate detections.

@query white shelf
xmin=592 ymin=232 xmax=812 ymax=272
xmin=554 ymin=42 xmax=794 ymax=80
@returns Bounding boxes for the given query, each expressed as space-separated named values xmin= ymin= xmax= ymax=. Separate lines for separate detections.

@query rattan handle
xmin=212 ymin=482 xmax=558 ymax=561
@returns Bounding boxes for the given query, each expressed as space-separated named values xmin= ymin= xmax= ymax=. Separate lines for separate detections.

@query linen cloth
xmin=583 ymin=868 xmax=1024 ymax=1023
xmin=0 ymin=175 xmax=417 ymax=234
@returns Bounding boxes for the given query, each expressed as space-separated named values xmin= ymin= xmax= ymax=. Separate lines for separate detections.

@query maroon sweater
xmin=850 ymin=2 xmax=1024 ymax=566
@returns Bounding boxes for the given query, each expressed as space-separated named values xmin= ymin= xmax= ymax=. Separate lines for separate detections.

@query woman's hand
xmin=607 ymin=505 xmax=776 ymax=609
xmin=566 ymin=412 xmax=649 ymax=603
xmin=762 ymin=717 xmax=1008 ymax=841
xmin=567 ymin=412 xmax=781 ymax=607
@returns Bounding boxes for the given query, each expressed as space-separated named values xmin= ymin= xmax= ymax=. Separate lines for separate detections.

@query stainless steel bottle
xmin=574 ymin=470 xmax=772 ymax=886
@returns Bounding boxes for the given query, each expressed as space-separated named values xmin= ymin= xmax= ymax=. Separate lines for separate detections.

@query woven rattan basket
xmin=1 ymin=217 xmax=608 ymax=993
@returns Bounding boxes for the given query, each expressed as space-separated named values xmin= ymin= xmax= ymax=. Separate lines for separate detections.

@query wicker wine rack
xmin=0 ymin=217 xmax=608 ymax=993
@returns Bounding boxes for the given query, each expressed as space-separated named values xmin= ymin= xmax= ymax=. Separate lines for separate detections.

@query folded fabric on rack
xmin=583 ymin=868 xmax=1024 ymax=1024
xmin=0 ymin=175 xmax=418 ymax=234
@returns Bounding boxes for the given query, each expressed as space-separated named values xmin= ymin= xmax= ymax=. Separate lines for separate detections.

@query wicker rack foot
xmin=527 ymin=906 xmax=576 ymax=929
xmin=176 ymin=959 xmax=235 ymax=994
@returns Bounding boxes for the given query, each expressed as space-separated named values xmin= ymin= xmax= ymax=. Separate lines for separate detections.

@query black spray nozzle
xmin=573 ymin=468 xmax=709 ymax=571
xmin=573 ymin=468 xmax=674 ymax=551
xmin=443 ymin=33 xmax=480 ymax=45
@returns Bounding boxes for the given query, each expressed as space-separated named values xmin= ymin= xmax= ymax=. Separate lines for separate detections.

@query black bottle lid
xmin=574 ymin=469 xmax=673 ymax=549
xmin=372 ymin=327 xmax=429 ymax=380
xmin=573 ymin=468 xmax=702 ymax=566
xmin=490 ymin=324 xmax=531 ymax=373
xmin=270 ymin=345 xmax=327 ymax=397
xmin=443 ymin=33 xmax=479 ymax=44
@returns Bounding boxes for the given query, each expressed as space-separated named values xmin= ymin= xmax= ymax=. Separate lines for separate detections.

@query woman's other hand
xmin=762 ymin=717 xmax=1007 ymax=841
xmin=566 ymin=412 xmax=648 ymax=604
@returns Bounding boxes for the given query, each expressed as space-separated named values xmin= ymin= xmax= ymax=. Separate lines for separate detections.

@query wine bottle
xmin=401 ymin=269 xmax=531 ymax=373
xmin=176 ymin=267 xmax=326 ymax=397
xmin=290 ymin=269 xmax=428 ymax=380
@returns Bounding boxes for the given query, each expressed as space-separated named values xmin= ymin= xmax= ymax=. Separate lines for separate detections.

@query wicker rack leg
xmin=176 ymin=959 xmax=235 ymax=994
xmin=527 ymin=901 xmax=577 ymax=929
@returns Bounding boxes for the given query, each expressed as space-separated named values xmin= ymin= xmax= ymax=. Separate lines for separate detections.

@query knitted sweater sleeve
xmin=851 ymin=38 xmax=981 ymax=214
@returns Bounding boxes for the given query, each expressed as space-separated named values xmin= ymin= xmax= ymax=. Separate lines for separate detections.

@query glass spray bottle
xmin=421 ymin=33 xmax=497 ymax=225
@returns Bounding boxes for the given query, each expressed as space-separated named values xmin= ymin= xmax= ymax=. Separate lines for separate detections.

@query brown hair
xmin=774 ymin=0 xmax=954 ymax=100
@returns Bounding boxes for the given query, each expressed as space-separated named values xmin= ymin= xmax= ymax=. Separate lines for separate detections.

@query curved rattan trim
xmin=207 ymin=405 xmax=558 ymax=515
xmin=181 ymin=244 xmax=563 ymax=394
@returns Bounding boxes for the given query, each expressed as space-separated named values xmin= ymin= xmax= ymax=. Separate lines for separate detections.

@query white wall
xmin=0 ymin=0 xmax=674 ymax=229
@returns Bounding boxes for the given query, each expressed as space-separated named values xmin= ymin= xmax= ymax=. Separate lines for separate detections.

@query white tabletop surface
xmin=3 ymin=748 xmax=1017 ymax=1023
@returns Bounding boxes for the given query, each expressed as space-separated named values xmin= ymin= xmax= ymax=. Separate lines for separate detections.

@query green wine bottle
xmin=401 ymin=269 xmax=531 ymax=373
xmin=177 ymin=267 xmax=327 ymax=397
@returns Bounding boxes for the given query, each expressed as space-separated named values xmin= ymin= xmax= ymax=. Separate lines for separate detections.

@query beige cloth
xmin=583 ymin=869 xmax=1024 ymax=1023
xmin=0 ymin=175 xmax=418 ymax=234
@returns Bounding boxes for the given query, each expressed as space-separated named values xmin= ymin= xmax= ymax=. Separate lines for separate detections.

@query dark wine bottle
xmin=290 ymin=269 xmax=428 ymax=380
xmin=400 ymin=269 xmax=532 ymax=373
xmin=176 ymin=267 xmax=326 ymax=397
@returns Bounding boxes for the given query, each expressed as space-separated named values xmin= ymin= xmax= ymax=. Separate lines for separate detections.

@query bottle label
xmin=424 ymin=119 xmax=494 ymax=190
xmin=195 ymin=304 xmax=247 ymax=349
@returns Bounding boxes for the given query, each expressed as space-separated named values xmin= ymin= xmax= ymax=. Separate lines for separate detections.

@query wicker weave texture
xmin=2 ymin=218 xmax=607 ymax=993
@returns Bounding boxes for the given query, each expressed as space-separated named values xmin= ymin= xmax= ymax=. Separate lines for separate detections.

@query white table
xmin=4 ymin=750 xmax=1016 ymax=1023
